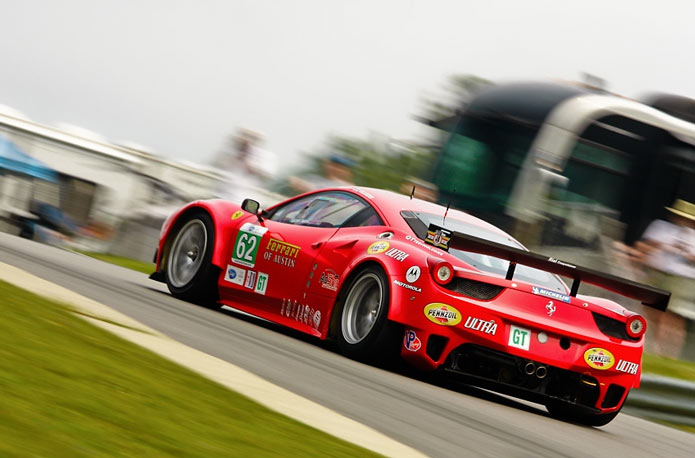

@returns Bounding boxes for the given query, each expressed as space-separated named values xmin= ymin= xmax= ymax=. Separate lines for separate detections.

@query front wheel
xmin=336 ymin=266 xmax=400 ymax=362
xmin=165 ymin=212 xmax=218 ymax=305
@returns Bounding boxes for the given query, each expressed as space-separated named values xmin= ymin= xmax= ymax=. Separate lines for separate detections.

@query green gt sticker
xmin=232 ymin=223 xmax=268 ymax=268
xmin=508 ymin=325 xmax=531 ymax=351
xmin=255 ymin=272 xmax=268 ymax=295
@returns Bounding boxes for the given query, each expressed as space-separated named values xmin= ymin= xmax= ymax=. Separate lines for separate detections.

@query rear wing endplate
xmin=428 ymin=224 xmax=670 ymax=311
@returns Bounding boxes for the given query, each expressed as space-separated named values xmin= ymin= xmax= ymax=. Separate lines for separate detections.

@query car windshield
xmin=269 ymin=191 xmax=381 ymax=228
xmin=405 ymin=212 xmax=567 ymax=292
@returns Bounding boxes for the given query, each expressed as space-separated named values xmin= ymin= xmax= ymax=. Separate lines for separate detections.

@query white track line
xmin=0 ymin=262 xmax=427 ymax=458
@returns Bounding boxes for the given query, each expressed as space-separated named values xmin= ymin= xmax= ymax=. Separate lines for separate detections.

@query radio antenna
xmin=410 ymin=185 xmax=415 ymax=200
xmin=443 ymin=189 xmax=454 ymax=224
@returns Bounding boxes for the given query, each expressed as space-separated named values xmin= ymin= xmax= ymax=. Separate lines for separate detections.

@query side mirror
xmin=241 ymin=198 xmax=263 ymax=222
xmin=241 ymin=198 xmax=260 ymax=214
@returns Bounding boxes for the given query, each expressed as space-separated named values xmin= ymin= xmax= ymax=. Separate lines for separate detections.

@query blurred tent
xmin=0 ymin=134 xmax=58 ymax=182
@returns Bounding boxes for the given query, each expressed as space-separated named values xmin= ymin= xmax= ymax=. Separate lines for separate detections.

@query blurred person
xmin=635 ymin=199 xmax=695 ymax=358
xmin=212 ymin=127 xmax=277 ymax=202
xmin=288 ymin=154 xmax=355 ymax=194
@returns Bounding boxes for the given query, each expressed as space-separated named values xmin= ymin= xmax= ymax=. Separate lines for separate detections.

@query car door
xmin=219 ymin=191 xmax=378 ymax=334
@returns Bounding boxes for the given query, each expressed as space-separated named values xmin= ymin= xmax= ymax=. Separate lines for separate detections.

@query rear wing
xmin=427 ymin=224 xmax=670 ymax=311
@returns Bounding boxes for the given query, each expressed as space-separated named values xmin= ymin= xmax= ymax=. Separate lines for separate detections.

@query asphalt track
xmin=1 ymin=233 xmax=693 ymax=458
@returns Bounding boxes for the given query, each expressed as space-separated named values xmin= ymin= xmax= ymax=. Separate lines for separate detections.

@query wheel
xmin=165 ymin=212 xmax=219 ymax=305
xmin=336 ymin=266 xmax=400 ymax=362
xmin=545 ymin=399 xmax=623 ymax=427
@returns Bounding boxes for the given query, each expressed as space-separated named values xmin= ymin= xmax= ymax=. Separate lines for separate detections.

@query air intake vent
xmin=592 ymin=312 xmax=639 ymax=342
xmin=601 ymin=384 xmax=626 ymax=408
xmin=442 ymin=278 xmax=503 ymax=300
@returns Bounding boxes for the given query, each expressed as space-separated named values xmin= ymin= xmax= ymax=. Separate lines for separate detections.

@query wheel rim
xmin=341 ymin=273 xmax=383 ymax=344
xmin=167 ymin=219 xmax=207 ymax=288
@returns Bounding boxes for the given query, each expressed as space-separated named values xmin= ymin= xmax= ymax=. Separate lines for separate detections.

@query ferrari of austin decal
xmin=264 ymin=238 xmax=300 ymax=268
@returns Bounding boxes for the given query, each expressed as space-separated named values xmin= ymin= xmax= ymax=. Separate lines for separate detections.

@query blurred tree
xmin=275 ymin=135 xmax=437 ymax=196
xmin=418 ymin=73 xmax=494 ymax=121
xmin=273 ymin=73 xmax=492 ymax=197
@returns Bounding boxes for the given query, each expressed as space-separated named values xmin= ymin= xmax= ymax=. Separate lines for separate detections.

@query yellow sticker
xmin=583 ymin=348 xmax=615 ymax=370
xmin=231 ymin=211 xmax=244 ymax=220
xmin=367 ymin=241 xmax=390 ymax=254
xmin=424 ymin=303 xmax=462 ymax=326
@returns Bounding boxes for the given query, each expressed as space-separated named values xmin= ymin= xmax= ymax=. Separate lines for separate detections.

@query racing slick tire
xmin=336 ymin=266 xmax=400 ymax=363
xmin=545 ymin=399 xmax=623 ymax=427
xmin=164 ymin=211 xmax=219 ymax=306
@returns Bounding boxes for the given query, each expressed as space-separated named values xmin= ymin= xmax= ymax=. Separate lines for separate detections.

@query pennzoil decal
xmin=424 ymin=303 xmax=461 ymax=326
xmin=584 ymin=348 xmax=615 ymax=370
xmin=425 ymin=225 xmax=451 ymax=251
xmin=367 ymin=241 xmax=390 ymax=254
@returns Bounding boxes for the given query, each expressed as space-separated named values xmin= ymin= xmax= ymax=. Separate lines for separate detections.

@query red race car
xmin=150 ymin=186 xmax=668 ymax=426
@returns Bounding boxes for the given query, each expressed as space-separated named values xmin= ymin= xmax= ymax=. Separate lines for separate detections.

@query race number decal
xmin=232 ymin=223 xmax=268 ymax=268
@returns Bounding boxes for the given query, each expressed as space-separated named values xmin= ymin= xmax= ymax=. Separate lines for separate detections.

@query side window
xmin=270 ymin=192 xmax=381 ymax=227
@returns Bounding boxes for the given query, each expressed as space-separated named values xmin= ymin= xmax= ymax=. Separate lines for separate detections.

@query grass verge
xmin=0 ymin=280 xmax=380 ymax=458
xmin=77 ymin=251 xmax=155 ymax=275
xmin=641 ymin=353 xmax=695 ymax=381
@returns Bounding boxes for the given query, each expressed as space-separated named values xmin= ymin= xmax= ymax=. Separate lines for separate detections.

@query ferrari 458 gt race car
xmin=150 ymin=187 xmax=669 ymax=426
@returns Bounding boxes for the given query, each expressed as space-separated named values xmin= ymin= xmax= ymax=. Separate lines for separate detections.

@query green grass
xmin=0 ymin=280 xmax=381 ymax=458
xmin=641 ymin=353 xmax=695 ymax=381
xmin=77 ymin=252 xmax=155 ymax=275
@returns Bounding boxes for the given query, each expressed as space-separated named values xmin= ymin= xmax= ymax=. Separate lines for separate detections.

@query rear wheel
xmin=336 ymin=266 xmax=400 ymax=362
xmin=165 ymin=212 xmax=219 ymax=305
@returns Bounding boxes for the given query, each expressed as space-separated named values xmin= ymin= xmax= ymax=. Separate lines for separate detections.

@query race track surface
xmin=2 ymin=233 xmax=693 ymax=458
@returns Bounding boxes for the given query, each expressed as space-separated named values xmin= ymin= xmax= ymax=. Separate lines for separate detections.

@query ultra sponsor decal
xmin=393 ymin=279 xmax=422 ymax=293
xmin=367 ymin=241 xmax=390 ymax=254
xmin=232 ymin=223 xmax=269 ymax=268
xmin=405 ymin=235 xmax=445 ymax=256
xmin=224 ymin=264 xmax=246 ymax=286
xmin=615 ymin=359 xmax=639 ymax=375
xmin=424 ymin=303 xmax=461 ymax=326
xmin=231 ymin=210 xmax=244 ymax=220
xmin=384 ymin=248 xmax=409 ymax=262
xmin=508 ymin=325 xmax=531 ymax=350
xmin=263 ymin=238 xmax=300 ymax=268
xmin=319 ymin=269 xmax=339 ymax=291
xmin=281 ymin=299 xmax=322 ymax=330
xmin=532 ymin=286 xmax=571 ymax=303
xmin=463 ymin=316 xmax=498 ymax=335
xmin=584 ymin=348 xmax=615 ymax=370
xmin=403 ymin=330 xmax=422 ymax=352
xmin=405 ymin=266 xmax=421 ymax=283
xmin=425 ymin=226 xmax=451 ymax=251
xmin=254 ymin=272 xmax=268 ymax=295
